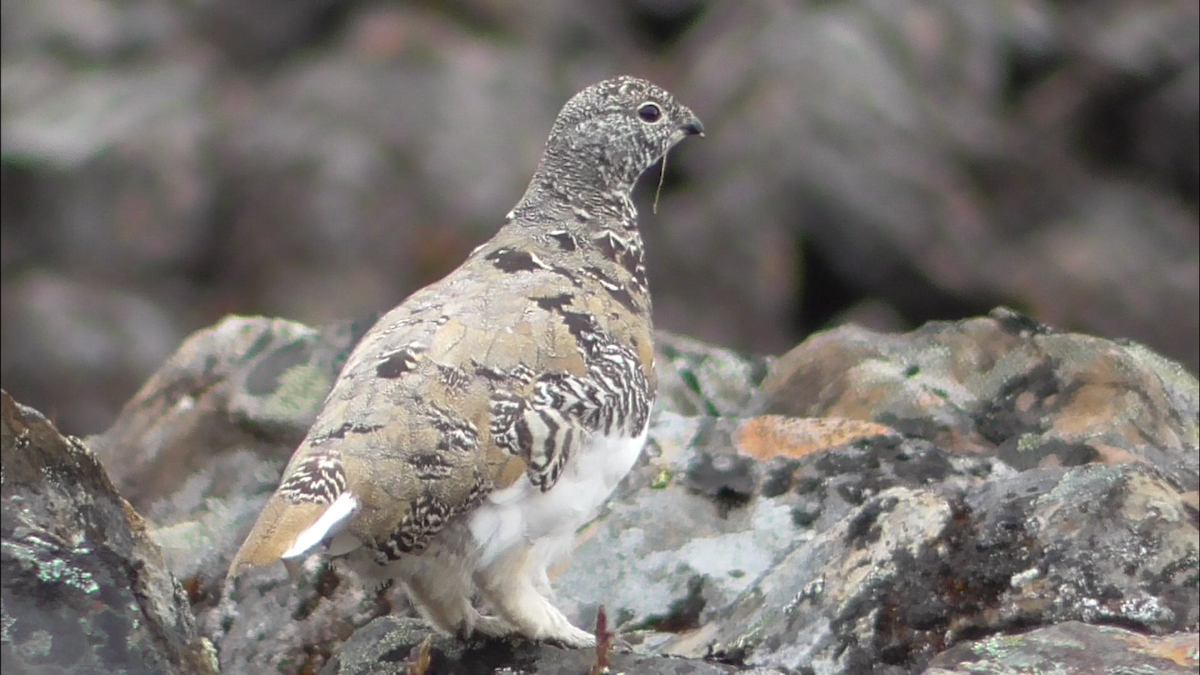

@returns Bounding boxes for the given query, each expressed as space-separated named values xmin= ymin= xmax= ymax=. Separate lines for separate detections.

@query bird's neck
xmin=508 ymin=175 xmax=637 ymax=230
xmin=507 ymin=144 xmax=642 ymax=229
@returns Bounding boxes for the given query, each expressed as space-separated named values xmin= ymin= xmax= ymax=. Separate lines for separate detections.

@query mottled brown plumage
xmin=229 ymin=76 xmax=703 ymax=647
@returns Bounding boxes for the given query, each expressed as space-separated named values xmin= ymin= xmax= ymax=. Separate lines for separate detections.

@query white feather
xmin=468 ymin=426 xmax=648 ymax=571
xmin=282 ymin=491 xmax=359 ymax=559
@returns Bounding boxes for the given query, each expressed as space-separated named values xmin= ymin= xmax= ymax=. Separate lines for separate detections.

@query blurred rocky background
xmin=2 ymin=0 xmax=1198 ymax=436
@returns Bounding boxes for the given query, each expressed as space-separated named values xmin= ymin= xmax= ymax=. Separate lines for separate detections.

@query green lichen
xmin=1015 ymin=433 xmax=1043 ymax=454
xmin=37 ymin=556 xmax=99 ymax=594
xmin=969 ymin=633 xmax=1027 ymax=659
xmin=3 ymin=537 xmax=100 ymax=595
xmin=264 ymin=364 xmax=332 ymax=418
xmin=650 ymin=469 xmax=674 ymax=490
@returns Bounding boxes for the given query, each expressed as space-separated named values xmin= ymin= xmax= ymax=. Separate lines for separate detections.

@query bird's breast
xmin=467 ymin=425 xmax=649 ymax=570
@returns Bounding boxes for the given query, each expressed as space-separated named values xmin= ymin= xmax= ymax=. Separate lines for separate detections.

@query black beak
xmin=683 ymin=118 xmax=705 ymax=137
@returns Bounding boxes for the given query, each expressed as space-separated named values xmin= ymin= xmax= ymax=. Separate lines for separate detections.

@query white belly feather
xmin=468 ymin=427 xmax=648 ymax=575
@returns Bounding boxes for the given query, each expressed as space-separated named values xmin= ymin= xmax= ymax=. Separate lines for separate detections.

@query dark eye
xmin=637 ymin=103 xmax=662 ymax=123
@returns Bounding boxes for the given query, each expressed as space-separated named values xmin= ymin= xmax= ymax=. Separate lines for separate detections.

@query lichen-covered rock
xmin=699 ymin=461 xmax=1197 ymax=673
xmin=91 ymin=313 xmax=373 ymax=509
xmin=87 ymin=315 xmax=782 ymax=674
xmin=760 ymin=308 xmax=1200 ymax=491
xmin=0 ymin=389 xmax=218 ymax=675
xmin=87 ymin=314 xmax=382 ymax=674
xmin=5 ymin=0 xmax=1197 ymax=436
xmin=925 ymin=621 xmax=1200 ymax=674
xmin=655 ymin=330 xmax=774 ymax=418
xmin=320 ymin=615 xmax=784 ymax=675
xmin=552 ymin=412 xmax=1003 ymax=644
xmin=65 ymin=312 xmax=1200 ymax=674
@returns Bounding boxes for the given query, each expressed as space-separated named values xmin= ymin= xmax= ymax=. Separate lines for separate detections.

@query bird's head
xmin=533 ymin=76 xmax=704 ymax=203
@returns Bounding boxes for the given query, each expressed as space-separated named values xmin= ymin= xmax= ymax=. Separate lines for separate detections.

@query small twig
xmin=590 ymin=605 xmax=613 ymax=675
xmin=653 ymin=151 xmax=668 ymax=214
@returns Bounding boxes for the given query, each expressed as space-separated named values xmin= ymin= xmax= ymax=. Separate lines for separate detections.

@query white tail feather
xmin=282 ymin=491 xmax=359 ymax=559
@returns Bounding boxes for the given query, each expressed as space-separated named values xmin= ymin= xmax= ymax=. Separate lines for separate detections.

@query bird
xmin=227 ymin=75 xmax=704 ymax=648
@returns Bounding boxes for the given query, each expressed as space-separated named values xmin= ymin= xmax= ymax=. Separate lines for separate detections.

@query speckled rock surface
xmin=87 ymin=315 xmax=385 ymax=674
xmin=925 ymin=621 xmax=1199 ymax=674
xmin=655 ymin=331 xmax=773 ymax=418
xmin=697 ymin=461 xmax=1197 ymax=673
xmin=320 ymin=615 xmax=784 ymax=675
xmin=760 ymin=307 xmax=1200 ymax=491
xmin=0 ymin=390 xmax=218 ymax=675
xmin=34 ymin=310 xmax=1200 ymax=674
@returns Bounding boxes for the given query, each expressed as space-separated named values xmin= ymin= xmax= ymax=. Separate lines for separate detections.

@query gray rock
xmin=91 ymin=314 xmax=371 ymax=510
xmin=0 ymin=389 xmax=218 ymax=675
xmin=87 ymin=315 xmax=784 ymax=673
xmin=925 ymin=621 xmax=1199 ymax=674
xmin=700 ymin=461 xmax=1197 ymax=673
xmin=320 ymin=615 xmax=780 ymax=675
xmin=551 ymin=412 xmax=1000 ymax=640
xmin=57 ymin=313 xmax=1200 ymax=673
xmin=661 ymin=1 xmax=1199 ymax=365
xmin=655 ymin=330 xmax=773 ymax=417
xmin=85 ymin=315 xmax=384 ymax=674
xmin=760 ymin=308 xmax=1200 ymax=491
xmin=0 ymin=271 xmax=186 ymax=434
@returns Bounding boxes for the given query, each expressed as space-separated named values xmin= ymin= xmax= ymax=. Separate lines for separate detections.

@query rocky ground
xmin=2 ymin=0 xmax=1198 ymax=436
xmin=2 ymin=307 xmax=1197 ymax=674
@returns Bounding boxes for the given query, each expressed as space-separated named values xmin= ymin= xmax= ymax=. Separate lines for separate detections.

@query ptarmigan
xmin=228 ymin=76 xmax=704 ymax=647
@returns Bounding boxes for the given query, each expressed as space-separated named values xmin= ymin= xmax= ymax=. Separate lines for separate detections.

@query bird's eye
xmin=637 ymin=103 xmax=662 ymax=123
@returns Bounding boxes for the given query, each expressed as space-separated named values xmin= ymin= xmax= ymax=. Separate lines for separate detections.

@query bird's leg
xmin=462 ymin=613 xmax=512 ymax=641
xmin=474 ymin=544 xmax=596 ymax=649
xmin=405 ymin=571 xmax=481 ymax=637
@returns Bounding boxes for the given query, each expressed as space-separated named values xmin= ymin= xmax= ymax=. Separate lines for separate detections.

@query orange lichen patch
xmin=1117 ymin=630 xmax=1199 ymax=667
xmin=733 ymin=415 xmax=899 ymax=460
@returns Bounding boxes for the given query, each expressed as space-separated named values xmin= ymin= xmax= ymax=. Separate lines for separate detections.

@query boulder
xmin=0 ymin=390 xmax=218 ymax=674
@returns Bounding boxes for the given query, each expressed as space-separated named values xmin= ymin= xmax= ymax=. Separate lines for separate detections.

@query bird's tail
xmin=227 ymin=491 xmax=359 ymax=582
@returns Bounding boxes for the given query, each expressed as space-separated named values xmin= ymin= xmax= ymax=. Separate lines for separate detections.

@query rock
xmin=68 ymin=312 xmax=1200 ymax=674
xmin=87 ymin=315 xmax=787 ymax=674
xmin=87 ymin=314 xmax=383 ymax=675
xmin=699 ymin=461 xmax=1197 ymax=673
xmin=552 ymin=414 xmax=1004 ymax=647
xmin=0 ymin=389 xmax=218 ymax=674
xmin=655 ymin=330 xmax=773 ymax=417
xmin=759 ymin=308 xmax=1199 ymax=491
xmin=211 ymin=14 xmax=559 ymax=327
xmin=925 ymin=622 xmax=1200 ymax=675
xmin=320 ymin=615 xmax=783 ymax=675
xmin=0 ymin=0 xmax=184 ymax=60
xmin=663 ymin=1 xmax=1199 ymax=366
xmin=91 ymin=314 xmax=372 ymax=510
xmin=0 ymin=58 xmax=212 ymax=273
